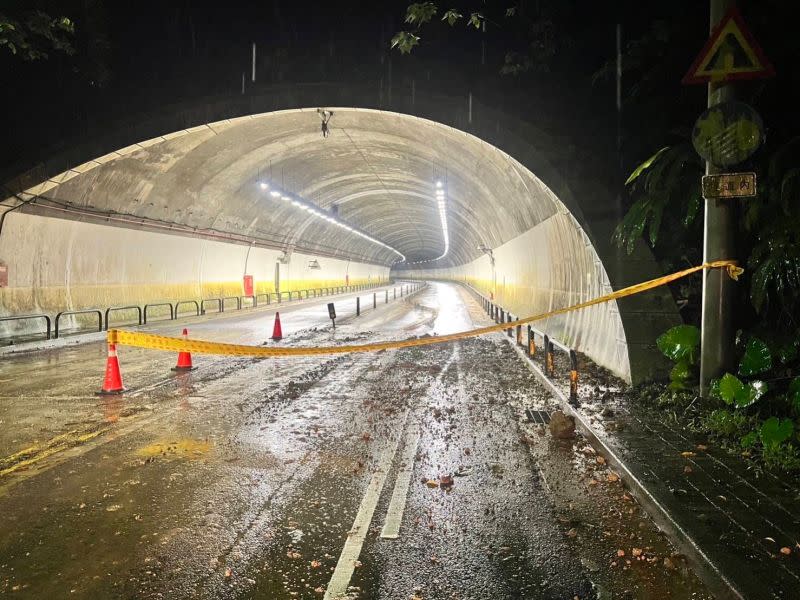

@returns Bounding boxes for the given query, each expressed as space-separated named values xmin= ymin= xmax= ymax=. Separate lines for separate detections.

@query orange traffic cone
xmin=98 ymin=343 xmax=125 ymax=395
xmin=172 ymin=328 xmax=195 ymax=371
xmin=271 ymin=312 xmax=283 ymax=341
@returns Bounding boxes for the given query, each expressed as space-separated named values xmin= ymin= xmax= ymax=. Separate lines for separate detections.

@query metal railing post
xmin=356 ymin=296 xmax=360 ymax=316
xmin=569 ymin=349 xmax=579 ymax=402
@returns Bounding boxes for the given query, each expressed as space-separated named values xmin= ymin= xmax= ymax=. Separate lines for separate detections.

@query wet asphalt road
xmin=0 ymin=283 xmax=711 ymax=599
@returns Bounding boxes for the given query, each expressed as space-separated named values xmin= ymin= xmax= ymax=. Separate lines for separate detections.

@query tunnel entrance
xmin=1 ymin=106 xmax=657 ymax=381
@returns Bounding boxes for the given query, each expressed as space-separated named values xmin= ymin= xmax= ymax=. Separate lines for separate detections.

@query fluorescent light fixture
xmin=259 ymin=182 xmax=269 ymax=190
xmin=270 ymin=191 xmax=280 ymax=198
xmin=436 ymin=181 xmax=442 ymax=188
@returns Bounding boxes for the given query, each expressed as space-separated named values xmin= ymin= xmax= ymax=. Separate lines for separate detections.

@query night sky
xmin=2 ymin=1 xmax=795 ymax=183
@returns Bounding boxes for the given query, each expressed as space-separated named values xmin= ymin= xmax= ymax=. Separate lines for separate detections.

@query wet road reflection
xmin=0 ymin=283 xmax=711 ymax=599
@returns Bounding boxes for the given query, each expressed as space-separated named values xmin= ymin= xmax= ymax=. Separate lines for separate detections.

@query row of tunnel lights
xmin=407 ymin=181 xmax=450 ymax=265
xmin=257 ymin=181 xmax=406 ymax=263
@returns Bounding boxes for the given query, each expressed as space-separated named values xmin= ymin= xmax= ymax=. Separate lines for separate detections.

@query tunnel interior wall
xmin=399 ymin=208 xmax=631 ymax=383
xmin=0 ymin=211 xmax=387 ymax=336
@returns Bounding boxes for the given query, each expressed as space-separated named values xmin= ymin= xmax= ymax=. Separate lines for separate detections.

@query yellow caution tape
xmin=108 ymin=260 xmax=742 ymax=357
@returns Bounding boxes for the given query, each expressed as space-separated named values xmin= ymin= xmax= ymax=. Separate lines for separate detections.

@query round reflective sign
xmin=692 ymin=101 xmax=764 ymax=167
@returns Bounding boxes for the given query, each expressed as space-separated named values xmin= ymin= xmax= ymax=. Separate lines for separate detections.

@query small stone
xmin=549 ymin=411 xmax=576 ymax=439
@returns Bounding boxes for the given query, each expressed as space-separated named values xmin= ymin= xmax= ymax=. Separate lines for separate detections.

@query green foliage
xmin=0 ymin=10 xmax=74 ymax=60
xmin=789 ymin=378 xmax=800 ymax=414
xmin=405 ymin=2 xmax=438 ymax=25
xmin=441 ymin=9 xmax=463 ymax=26
xmin=668 ymin=360 xmax=691 ymax=391
xmin=657 ymin=325 xmax=700 ymax=389
xmin=706 ymin=409 xmax=750 ymax=438
xmin=467 ymin=12 xmax=484 ymax=29
xmin=657 ymin=325 xmax=700 ymax=363
xmin=740 ymin=430 xmax=759 ymax=449
xmin=777 ymin=340 xmax=799 ymax=364
xmin=624 ymin=147 xmax=669 ymax=186
xmin=390 ymin=31 xmax=421 ymax=54
xmin=749 ymin=225 xmax=800 ymax=315
xmin=614 ymin=145 xmax=703 ymax=254
xmin=715 ymin=373 xmax=768 ymax=408
xmin=738 ymin=337 xmax=772 ymax=377
xmin=762 ymin=442 xmax=800 ymax=471
xmin=759 ymin=417 xmax=794 ymax=450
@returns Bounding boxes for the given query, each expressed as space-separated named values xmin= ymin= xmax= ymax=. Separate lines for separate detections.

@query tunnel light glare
xmin=263 ymin=184 xmax=406 ymax=264
xmin=411 ymin=182 xmax=450 ymax=266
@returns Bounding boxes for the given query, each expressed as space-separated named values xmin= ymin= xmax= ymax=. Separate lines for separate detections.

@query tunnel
xmin=0 ymin=89 xmax=681 ymax=383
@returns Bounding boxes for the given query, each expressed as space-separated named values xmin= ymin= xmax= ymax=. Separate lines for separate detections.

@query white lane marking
xmin=380 ymin=421 xmax=422 ymax=539
xmin=380 ymin=346 xmax=457 ymax=540
xmin=324 ymin=412 xmax=408 ymax=600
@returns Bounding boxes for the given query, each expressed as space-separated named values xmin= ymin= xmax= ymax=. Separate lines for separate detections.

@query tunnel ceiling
xmin=12 ymin=108 xmax=568 ymax=268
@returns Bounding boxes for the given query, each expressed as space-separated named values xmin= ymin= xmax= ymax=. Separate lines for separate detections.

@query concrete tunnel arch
xmin=0 ymin=87 xmax=682 ymax=383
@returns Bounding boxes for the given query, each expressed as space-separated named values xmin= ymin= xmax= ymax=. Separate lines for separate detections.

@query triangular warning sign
xmin=682 ymin=7 xmax=775 ymax=84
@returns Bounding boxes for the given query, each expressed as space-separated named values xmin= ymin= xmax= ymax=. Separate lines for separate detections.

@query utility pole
xmin=699 ymin=0 xmax=737 ymax=396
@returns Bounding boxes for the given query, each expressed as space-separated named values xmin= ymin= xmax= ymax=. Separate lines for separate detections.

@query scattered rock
xmin=549 ymin=411 xmax=576 ymax=439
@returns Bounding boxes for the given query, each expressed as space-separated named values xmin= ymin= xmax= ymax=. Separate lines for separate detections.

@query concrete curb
xmin=504 ymin=337 xmax=742 ymax=600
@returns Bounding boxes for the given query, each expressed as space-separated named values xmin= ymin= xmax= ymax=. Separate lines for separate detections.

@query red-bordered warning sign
xmin=682 ymin=7 xmax=775 ymax=84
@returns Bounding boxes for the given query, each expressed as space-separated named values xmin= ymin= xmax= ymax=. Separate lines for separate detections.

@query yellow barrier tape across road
xmin=108 ymin=260 xmax=742 ymax=357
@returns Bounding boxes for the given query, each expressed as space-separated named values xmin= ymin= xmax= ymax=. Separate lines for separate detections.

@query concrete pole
xmin=700 ymin=0 xmax=737 ymax=396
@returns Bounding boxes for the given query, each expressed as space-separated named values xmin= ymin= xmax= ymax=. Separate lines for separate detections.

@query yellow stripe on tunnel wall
xmin=0 ymin=212 xmax=389 ymax=316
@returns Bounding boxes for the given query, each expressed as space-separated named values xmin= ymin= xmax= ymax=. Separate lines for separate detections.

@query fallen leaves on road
xmin=780 ymin=547 xmax=792 ymax=556
xmin=680 ymin=451 xmax=696 ymax=458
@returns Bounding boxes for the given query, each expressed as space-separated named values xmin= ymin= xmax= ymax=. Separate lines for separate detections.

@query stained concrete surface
xmin=0 ymin=282 xmax=710 ymax=598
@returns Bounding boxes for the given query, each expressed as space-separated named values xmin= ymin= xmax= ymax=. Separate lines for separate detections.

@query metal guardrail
xmin=54 ymin=309 xmax=102 ymax=339
xmin=1 ymin=281 xmax=393 ymax=345
xmin=175 ymin=300 xmax=200 ymax=318
xmin=201 ymin=298 xmax=222 ymax=314
xmin=144 ymin=303 xmax=174 ymax=324
xmin=0 ymin=314 xmax=52 ymax=341
xmin=222 ymin=296 xmax=241 ymax=311
xmin=104 ymin=305 xmax=142 ymax=330
xmin=474 ymin=288 xmax=580 ymax=402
